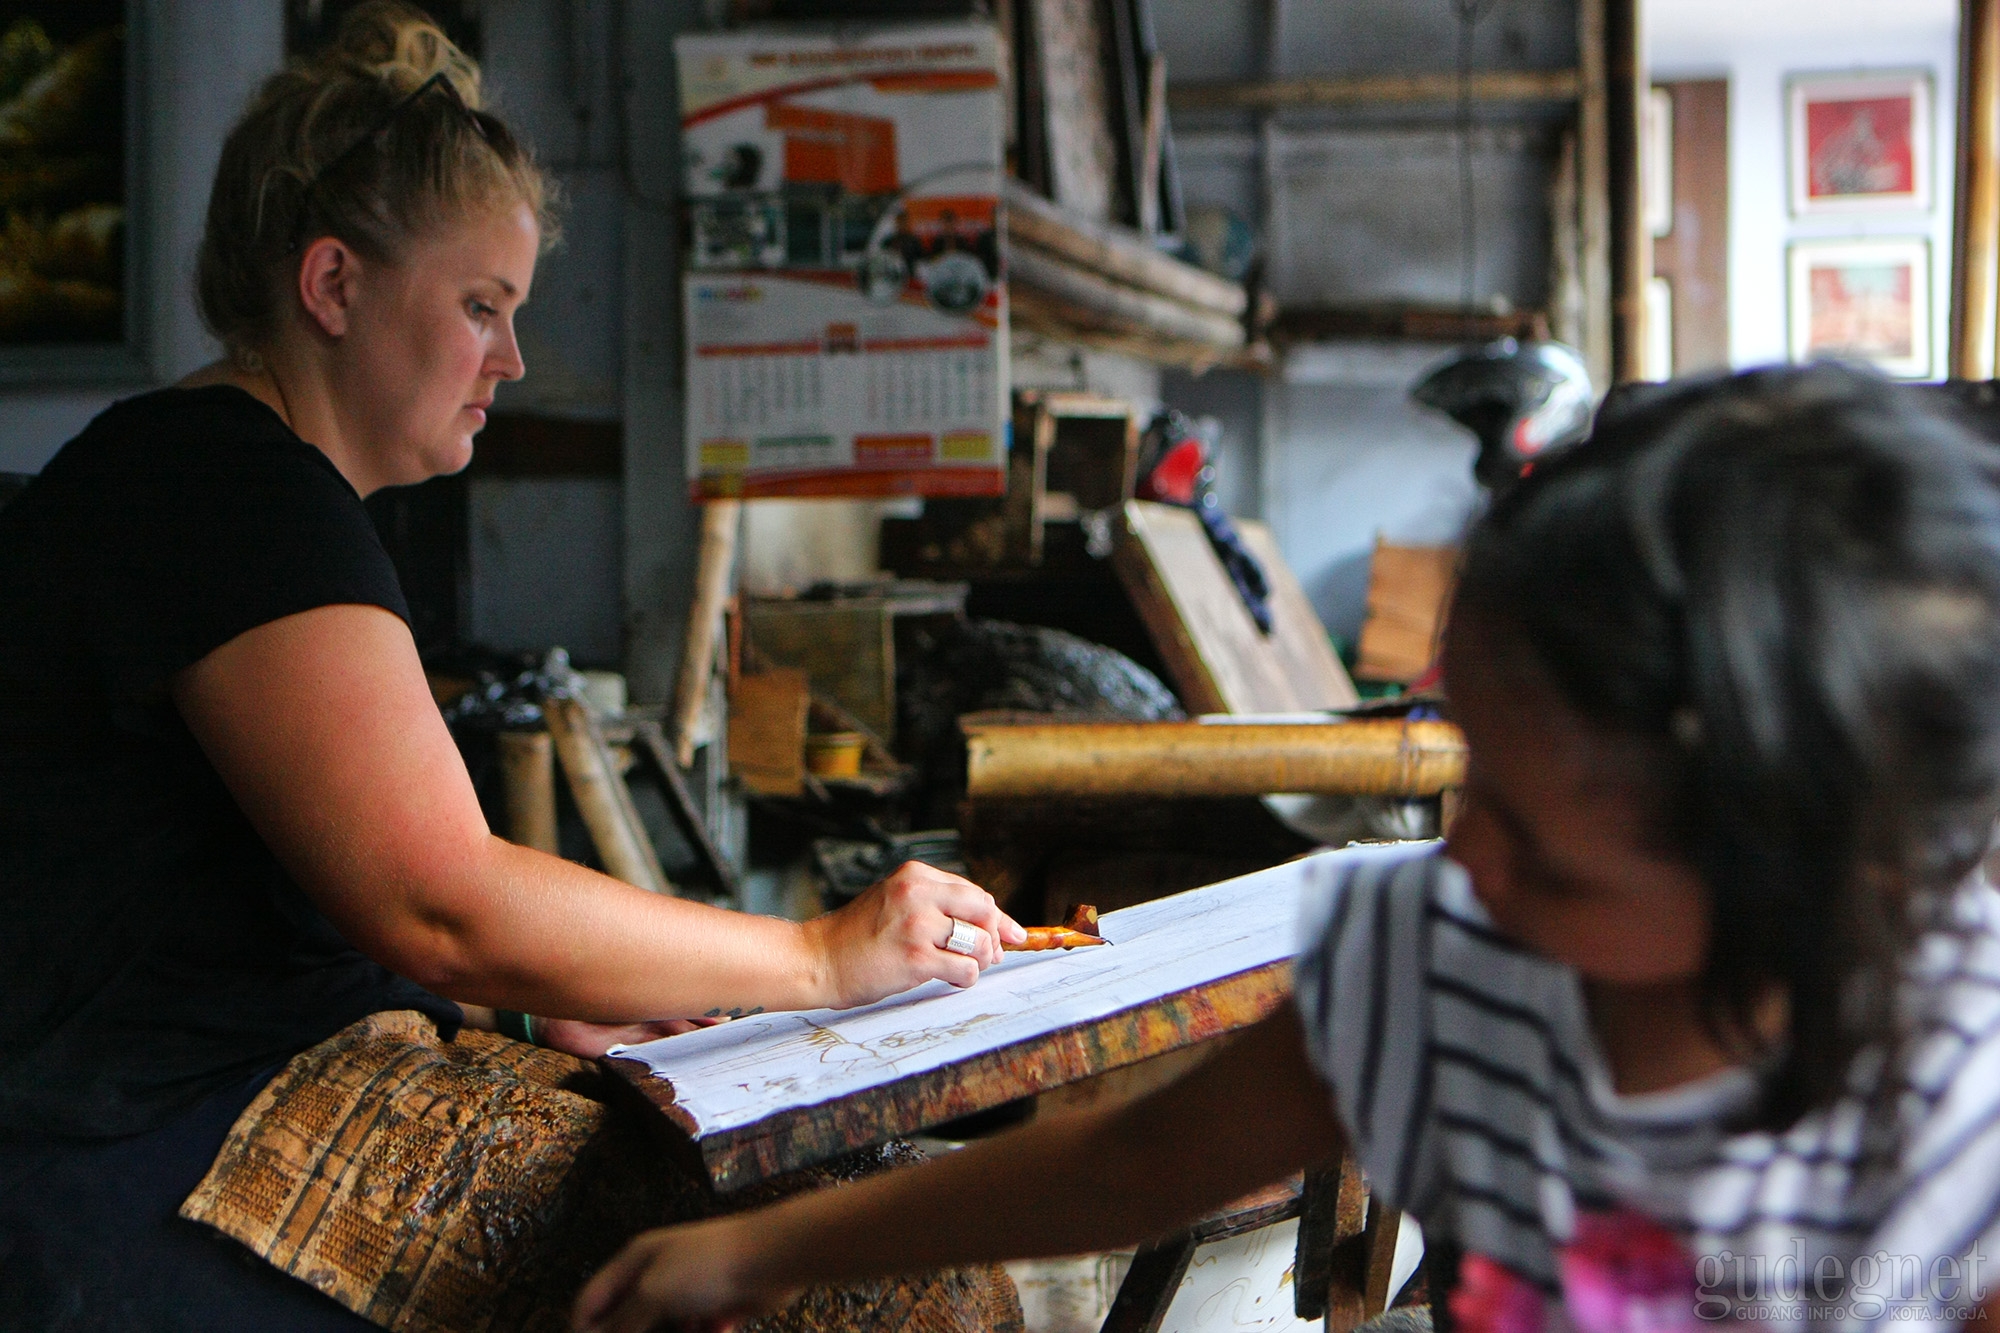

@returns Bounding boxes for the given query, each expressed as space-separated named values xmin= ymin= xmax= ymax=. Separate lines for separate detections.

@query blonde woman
xmin=0 ymin=6 xmax=1021 ymax=1329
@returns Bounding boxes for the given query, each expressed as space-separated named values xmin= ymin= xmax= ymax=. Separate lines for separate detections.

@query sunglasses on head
xmin=288 ymin=71 xmax=488 ymax=252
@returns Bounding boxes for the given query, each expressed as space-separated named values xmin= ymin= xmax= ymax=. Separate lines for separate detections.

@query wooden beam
xmin=963 ymin=718 xmax=1467 ymax=799
xmin=1955 ymin=0 xmax=2000 ymax=379
xmin=1170 ymin=68 xmax=1581 ymax=112
xmin=1270 ymin=304 xmax=1550 ymax=345
xmin=1004 ymin=178 xmax=1247 ymax=316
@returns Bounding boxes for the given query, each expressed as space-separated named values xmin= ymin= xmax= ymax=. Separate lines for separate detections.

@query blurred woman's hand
xmin=573 ymin=1217 xmax=785 ymax=1333
xmin=805 ymin=861 xmax=1026 ymax=1009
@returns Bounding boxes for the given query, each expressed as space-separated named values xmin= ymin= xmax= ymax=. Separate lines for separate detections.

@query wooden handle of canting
xmin=672 ymin=499 xmax=742 ymax=768
xmin=1004 ymin=926 xmax=1109 ymax=951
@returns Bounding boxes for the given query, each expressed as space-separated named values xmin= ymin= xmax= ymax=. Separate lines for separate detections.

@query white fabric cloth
xmin=1292 ymin=847 xmax=2000 ymax=1330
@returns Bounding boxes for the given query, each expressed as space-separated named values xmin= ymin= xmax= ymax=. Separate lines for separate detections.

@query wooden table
xmin=602 ymin=850 xmax=1420 ymax=1331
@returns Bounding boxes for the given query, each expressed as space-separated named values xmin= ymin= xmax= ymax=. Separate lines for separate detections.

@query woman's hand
xmin=573 ymin=1217 xmax=790 ymax=1333
xmin=534 ymin=1015 xmax=728 ymax=1059
xmin=805 ymin=861 xmax=1026 ymax=1009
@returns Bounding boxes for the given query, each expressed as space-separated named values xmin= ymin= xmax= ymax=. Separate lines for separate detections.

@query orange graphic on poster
xmin=764 ymin=103 xmax=898 ymax=194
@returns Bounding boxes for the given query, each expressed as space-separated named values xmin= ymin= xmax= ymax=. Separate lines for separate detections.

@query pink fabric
xmin=1450 ymin=1210 xmax=1717 ymax=1333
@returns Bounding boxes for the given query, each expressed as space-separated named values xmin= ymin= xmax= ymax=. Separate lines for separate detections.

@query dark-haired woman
xmin=0 ymin=5 xmax=1020 ymax=1329
xmin=578 ymin=363 xmax=2000 ymax=1333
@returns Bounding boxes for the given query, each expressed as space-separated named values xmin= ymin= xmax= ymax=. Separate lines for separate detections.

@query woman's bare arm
xmin=573 ymin=1006 xmax=1344 ymax=1332
xmin=173 ymin=603 xmax=1022 ymax=1022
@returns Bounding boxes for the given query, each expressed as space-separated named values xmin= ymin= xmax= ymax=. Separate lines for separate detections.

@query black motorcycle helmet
xmin=1411 ymin=338 xmax=1595 ymax=491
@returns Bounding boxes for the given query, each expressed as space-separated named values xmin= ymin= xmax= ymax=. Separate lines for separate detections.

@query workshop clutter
xmin=431 ymin=385 xmax=1458 ymax=928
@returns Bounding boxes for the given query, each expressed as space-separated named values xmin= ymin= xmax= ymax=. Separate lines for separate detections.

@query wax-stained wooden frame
xmin=1788 ymin=69 xmax=1933 ymax=216
xmin=608 ymin=959 xmax=1291 ymax=1192
xmin=0 ymin=0 xmax=148 ymax=384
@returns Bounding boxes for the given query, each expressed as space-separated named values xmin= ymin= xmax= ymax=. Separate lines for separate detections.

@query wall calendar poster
xmin=676 ymin=24 xmax=1007 ymax=500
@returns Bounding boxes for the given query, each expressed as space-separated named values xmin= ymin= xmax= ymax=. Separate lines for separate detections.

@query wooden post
xmin=1605 ymin=0 xmax=1649 ymax=383
xmin=671 ymin=499 xmax=741 ymax=768
xmin=1139 ymin=54 xmax=1168 ymax=235
xmin=496 ymin=730 xmax=559 ymax=854
xmin=1576 ymin=0 xmax=1613 ymax=391
xmin=546 ymin=695 xmax=675 ymax=895
xmin=1955 ymin=0 xmax=2000 ymax=379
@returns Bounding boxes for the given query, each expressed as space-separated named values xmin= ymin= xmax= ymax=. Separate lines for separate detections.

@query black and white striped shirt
xmin=1293 ymin=846 xmax=2000 ymax=1329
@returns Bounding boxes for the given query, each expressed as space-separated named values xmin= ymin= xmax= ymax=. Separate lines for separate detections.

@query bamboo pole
xmin=963 ymin=718 xmax=1467 ymax=799
xmin=1605 ymin=0 xmax=1648 ymax=384
xmin=1003 ymin=180 xmax=1248 ymax=316
xmin=546 ymin=695 xmax=674 ymax=895
xmin=1170 ymin=69 xmax=1581 ymax=112
xmin=1577 ymin=0 xmax=1613 ymax=392
xmin=671 ymin=499 xmax=741 ymax=768
xmin=1008 ymin=243 xmax=1248 ymax=348
xmin=496 ymin=729 xmax=559 ymax=854
xmin=1954 ymin=0 xmax=2000 ymax=379
xmin=1138 ymin=54 xmax=1168 ymax=236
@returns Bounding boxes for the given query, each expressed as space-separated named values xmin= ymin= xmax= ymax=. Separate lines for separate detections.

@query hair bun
xmin=197 ymin=0 xmax=552 ymax=360
xmin=324 ymin=1 xmax=483 ymax=110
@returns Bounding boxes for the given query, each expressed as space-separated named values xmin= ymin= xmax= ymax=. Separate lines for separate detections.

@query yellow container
xmin=804 ymin=731 xmax=866 ymax=778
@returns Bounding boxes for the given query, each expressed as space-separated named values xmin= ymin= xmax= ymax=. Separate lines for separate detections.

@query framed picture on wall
xmin=1787 ymin=238 xmax=1931 ymax=379
xmin=1788 ymin=70 xmax=1932 ymax=215
xmin=0 ymin=1 xmax=146 ymax=384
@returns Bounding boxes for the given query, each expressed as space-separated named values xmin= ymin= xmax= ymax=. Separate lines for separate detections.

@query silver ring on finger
xmin=942 ymin=917 xmax=981 ymax=957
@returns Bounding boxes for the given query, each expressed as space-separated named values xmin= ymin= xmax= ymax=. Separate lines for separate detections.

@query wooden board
xmin=744 ymin=601 xmax=896 ymax=742
xmin=1354 ymin=539 xmax=1458 ymax=684
xmin=1112 ymin=500 xmax=1359 ymax=714
xmin=1240 ymin=522 xmax=1361 ymax=711
xmin=1034 ymin=0 xmax=1121 ymax=225
xmin=726 ymin=669 xmax=808 ymax=796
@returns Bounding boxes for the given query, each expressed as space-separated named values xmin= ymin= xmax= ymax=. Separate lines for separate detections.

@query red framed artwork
xmin=1788 ymin=71 xmax=1931 ymax=215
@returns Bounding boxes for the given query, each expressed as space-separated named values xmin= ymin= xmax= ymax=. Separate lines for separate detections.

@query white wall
xmin=0 ymin=0 xmax=283 ymax=474
xmin=1650 ymin=0 xmax=1960 ymax=375
xmin=1267 ymin=348 xmax=1481 ymax=646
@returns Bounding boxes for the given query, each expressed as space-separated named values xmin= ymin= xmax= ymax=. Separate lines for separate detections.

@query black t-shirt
xmin=0 ymin=385 xmax=461 ymax=1138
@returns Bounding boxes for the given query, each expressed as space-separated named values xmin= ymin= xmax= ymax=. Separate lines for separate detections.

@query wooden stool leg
xmin=1098 ymin=1234 xmax=1199 ymax=1333
xmin=1296 ymin=1156 xmax=1371 ymax=1325
xmin=1102 ymin=1176 xmax=1308 ymax=1333
xmin=497 ymin=730 xmax=559 ymax=854
xmin=1360 ymin=1199 xmax=1404 ymax=1318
